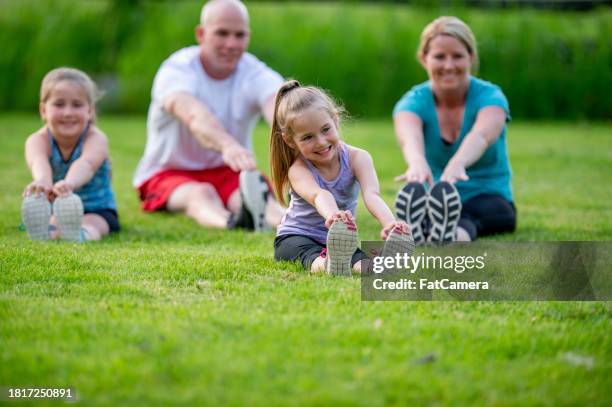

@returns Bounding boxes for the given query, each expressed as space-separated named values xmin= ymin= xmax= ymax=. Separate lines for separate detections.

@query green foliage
xmin=0 ymin=0 xmax=610 ymax=119
xmin=1 ymin=114 xmax=612 ymax=404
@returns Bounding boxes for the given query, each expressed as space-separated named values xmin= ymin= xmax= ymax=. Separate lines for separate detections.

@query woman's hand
xmin=325 ymin=210 xmax=354 ymax=229
xmin=381 ymin=220 xmax=410 ymax=240
xmin=394 ymin=159 xmax=433 ymax=187
xmin=23 ymin=179 xmax=53 ymax=198
xmin=441 ymin=160 xmax=469 ymax=184
xmin=52 ymin=180 xmax=75 ymax=198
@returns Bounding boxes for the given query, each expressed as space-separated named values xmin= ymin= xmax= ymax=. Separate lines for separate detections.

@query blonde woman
xmin=394 ymin=16 xmax=516 ymax=244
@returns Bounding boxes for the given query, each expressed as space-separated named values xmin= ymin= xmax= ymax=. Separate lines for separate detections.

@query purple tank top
xmin=276 ymin=143 xmax=360 ymax=244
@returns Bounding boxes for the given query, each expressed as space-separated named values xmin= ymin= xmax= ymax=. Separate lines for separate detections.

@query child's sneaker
xmin=395 ymin=182 xmax=428 ymax=244
xmin=427 ymin=181 xmax=461 ymax=243
xmin=239 ymin=170 xmax=270 ymax=232
xmin=53 ymin=194 xmax=84 ymax=242
xmin=326 ymin=219 xmax=358 ymax=276
xmin=21 ymin=194 xmax=51 ymax=241
xmin=381 ymin=224 xmax=415 ymax=259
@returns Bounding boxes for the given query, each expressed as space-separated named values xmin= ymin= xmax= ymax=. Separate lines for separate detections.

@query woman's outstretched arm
xmin=393 ymin=112 xmax=433 ymax=187
xmin=441 ymin=106 xmax=506 ymax=184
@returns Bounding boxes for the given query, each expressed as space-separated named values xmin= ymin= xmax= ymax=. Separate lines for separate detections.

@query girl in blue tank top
xmin=21 ymin=67 xmax=119 ymax=242
xmin=270 ymin=80 xmax=413 ymax=275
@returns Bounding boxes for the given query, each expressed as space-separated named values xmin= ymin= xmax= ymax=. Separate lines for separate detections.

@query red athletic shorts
xmin=137 ymin=167 xmax=240 ymax=212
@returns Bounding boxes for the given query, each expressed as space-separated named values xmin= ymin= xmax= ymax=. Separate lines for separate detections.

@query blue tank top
xmin=48 ymin=125 xmax=117 ymax=212
xmin=393 ymin=76 xmax=513 ymax=203
xmin=276 ymin=143 xmax=360 ymax=244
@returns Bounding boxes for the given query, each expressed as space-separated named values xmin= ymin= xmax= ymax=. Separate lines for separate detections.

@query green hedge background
xmin=0 ymin=0 xmax=610 ymax=119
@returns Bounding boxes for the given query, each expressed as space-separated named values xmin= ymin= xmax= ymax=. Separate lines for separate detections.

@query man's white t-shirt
xmin=133 ymin=46 xmax=284 ymax=187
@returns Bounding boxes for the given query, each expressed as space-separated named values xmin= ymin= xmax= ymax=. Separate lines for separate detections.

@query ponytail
xmin=269 ymin=80 xmax=300 ymax=206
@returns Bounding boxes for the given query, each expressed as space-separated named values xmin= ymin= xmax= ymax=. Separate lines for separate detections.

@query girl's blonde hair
xmin=269 ymin=80 xmax=344 ymax=206
xmin=417 ymin=16 xmax=479 ymax=74
xmin=40 ymin=67 xmax=102 ymax=122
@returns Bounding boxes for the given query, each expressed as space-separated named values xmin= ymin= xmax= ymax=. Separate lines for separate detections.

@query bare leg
xmin=49 ymin=215 xmax=60 ymax=240
xmin=167 ymin=182 xmax=230 ymax=228
xmin=50 ymin=213 xmax=110 ymax=241
xmin=226 ymin=189 xmax=241 ymax=215
xmin=82 ymin=214 xmax=110 ymax=241
xmin=265 ymin=196 xmax=285 ymax=228
xmin=310 ymin=256 xmax=326 ymax=273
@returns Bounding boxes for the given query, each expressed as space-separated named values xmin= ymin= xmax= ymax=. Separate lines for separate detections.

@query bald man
xmin=133 ymin=0 xmax=284 ymax=231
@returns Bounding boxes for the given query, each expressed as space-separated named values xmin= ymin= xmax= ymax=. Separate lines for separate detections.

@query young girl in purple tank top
xmin=270 ymin=80 xmax=413 ymax=275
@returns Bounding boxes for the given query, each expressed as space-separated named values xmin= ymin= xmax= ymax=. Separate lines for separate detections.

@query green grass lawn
xmin=0 ymin=114 xmax=610 ymax=405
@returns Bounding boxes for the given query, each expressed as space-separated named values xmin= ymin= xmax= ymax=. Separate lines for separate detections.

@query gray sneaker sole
xmin=53 ymin=195 xmax=84 ymax=242
xmin=381 ymin=226 xmax=416 ymax=260
xmin=239 ymin=170 xmax=270 ymax=232
xmin=326 ymin=220 xmax=358 ymax=276
xmin=22 ymin=195 xmax=51 ymax=241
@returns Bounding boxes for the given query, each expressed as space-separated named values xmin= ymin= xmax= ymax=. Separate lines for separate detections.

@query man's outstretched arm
xmin=261 ymin=93 xmax=277 ymax=127
xmin=164 ymin=92 xmax=256 ymax=171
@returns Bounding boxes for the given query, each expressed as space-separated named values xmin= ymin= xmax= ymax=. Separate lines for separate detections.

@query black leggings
xmin=274 ymin=234 xmax=368 ymax=270
xmin=458 ymin=194 xmax=516 ymax=240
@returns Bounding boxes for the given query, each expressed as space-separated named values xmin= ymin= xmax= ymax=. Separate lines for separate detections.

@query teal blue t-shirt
xmin=393 ymin=76 xmax=513 ymax=203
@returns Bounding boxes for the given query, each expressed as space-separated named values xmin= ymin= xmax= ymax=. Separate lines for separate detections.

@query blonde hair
xmin=417 ymin=16 xmax=479 ymax=74
xmin=269 ymin=80 xmax=344 ymax=206
xmin=40 ymin=67 xmax=101 ymax=122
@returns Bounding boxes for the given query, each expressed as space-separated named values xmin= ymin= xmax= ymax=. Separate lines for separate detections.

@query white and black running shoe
xmin=226 ymin=203 xmax=254 ymax=230
xmin=427 ymin=181 xmax=461 ymax=243
xmin=239 ymin=170 xmax=270 ymax=232
xmin=395 ymin=182 xmax=428 ymax=244
xmin=53 ymin=194 xmax=84 ymax=242
xmin=21 ymin=194 xmax=51 ymax=241
xmin=326 ymin=219 xmax=358 ymax=276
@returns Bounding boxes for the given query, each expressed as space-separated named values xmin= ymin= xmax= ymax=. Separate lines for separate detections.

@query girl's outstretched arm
xmin=55 ymin=126 xmax=108 ymax=196
xmin=441 ymin=106 xmax=506 ymax=184
xmin=350 ymin=147 xmax=406 ymax=239
xmin=24 ymin=129 xmax=53 ymax=197
xmin=288 ymin=159 xmax=353 ymax=227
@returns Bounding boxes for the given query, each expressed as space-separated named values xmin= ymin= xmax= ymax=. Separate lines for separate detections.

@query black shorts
xmin=274 ymin=234 xmax=368 ymax=270
xmin=86 ymin=208 xmax=120 ymax=233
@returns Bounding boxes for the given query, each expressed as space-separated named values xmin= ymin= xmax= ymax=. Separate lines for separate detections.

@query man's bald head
xmin=200 ymin=0 xmax=249 ymax=27
xmin=195 ymin=0 xmax=251 ymax=79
